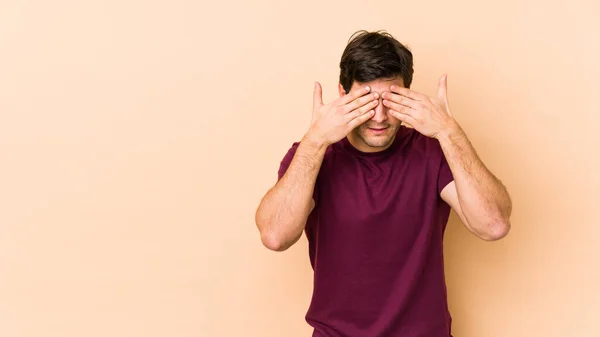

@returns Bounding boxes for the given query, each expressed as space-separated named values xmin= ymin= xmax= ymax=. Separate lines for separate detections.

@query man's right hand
xmin=307 ymin=82 xmax=379 ymax=146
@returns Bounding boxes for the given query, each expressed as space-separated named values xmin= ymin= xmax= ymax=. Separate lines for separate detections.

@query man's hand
xmin=307 ymin=82 xmax=378 ymax=146
xmin=382 ymin=74 xmax=457 ymax=139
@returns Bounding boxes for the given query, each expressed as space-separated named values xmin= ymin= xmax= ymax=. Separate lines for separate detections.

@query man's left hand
xmin=382 ymin=74 xmax=457 ymax=139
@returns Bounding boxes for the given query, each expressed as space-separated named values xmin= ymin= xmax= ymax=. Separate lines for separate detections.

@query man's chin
xmin=358 ymin=134 xmax=394 ymax=148
xmin=364 ymin=139 xmax=393 ymax=148
xmin=357 ymin=127 xmax=398 ymax=146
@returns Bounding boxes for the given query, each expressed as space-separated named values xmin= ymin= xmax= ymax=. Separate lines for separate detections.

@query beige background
xmin=1 ymin=0 xmax=598 ymax=336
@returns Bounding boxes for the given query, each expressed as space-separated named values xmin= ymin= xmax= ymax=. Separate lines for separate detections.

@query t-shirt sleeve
xmin=277 ymin=142 xmax=319 ymax=204
xmin=437 ymin=149 xmax=454 ymax=195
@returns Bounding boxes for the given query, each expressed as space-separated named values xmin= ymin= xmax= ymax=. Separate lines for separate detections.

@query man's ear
xmin=338 ymin=83 xmax=346 ymax=98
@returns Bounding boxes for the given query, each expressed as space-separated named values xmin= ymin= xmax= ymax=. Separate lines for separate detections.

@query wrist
xmin=436 ymin=120 xmax=464 ymax=144
xmin=303 ymin=129 xmax=329 ymax=150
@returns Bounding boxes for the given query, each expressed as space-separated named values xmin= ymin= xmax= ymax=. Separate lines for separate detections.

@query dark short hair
xmin=339 ymin=30 xmax=414 ymax=93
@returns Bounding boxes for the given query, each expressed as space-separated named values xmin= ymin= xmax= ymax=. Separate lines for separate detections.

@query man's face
xmin=338 ymin=78 xmax=405 ymax=153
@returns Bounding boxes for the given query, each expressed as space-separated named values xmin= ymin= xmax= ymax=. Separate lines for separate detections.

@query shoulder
xmin=282 ymin=139 xmax=338 ymax=160
xmin=281 ymin=141 xmax=300 ymax=160
xmin=278 ymin=139 xmax=337 ymax=169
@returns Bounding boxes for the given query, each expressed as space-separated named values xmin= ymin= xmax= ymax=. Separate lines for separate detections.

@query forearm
xmin=437 ymin=124 xmax=512 ymax=237
xmin=256 ymin=133 xmax=326 ymax=251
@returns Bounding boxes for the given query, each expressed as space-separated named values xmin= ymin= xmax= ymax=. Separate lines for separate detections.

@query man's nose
xmin=371 ymin=99 xmax=388 ymax=123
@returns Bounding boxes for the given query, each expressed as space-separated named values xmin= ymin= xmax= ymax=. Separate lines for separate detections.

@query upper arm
xmin=440 ymin=180 xmax=472 ymax=231
xmin=278 ymin=142 xmax=320 ymax=209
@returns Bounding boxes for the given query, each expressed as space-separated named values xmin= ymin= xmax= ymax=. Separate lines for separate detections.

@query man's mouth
xmin=367 ymin=126 xmax=389 ymax=134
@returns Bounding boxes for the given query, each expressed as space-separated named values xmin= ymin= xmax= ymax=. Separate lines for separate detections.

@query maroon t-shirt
xmin=277 ymin=125 xmax=455 ymax=337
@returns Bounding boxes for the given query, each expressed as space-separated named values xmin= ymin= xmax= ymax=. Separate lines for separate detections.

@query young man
xmin=255 ymin=30 xmax=512 ymax=337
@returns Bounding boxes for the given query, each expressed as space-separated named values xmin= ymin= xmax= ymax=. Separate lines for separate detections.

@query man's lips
xmin=367 ymin=126 xmax=389 ymax=134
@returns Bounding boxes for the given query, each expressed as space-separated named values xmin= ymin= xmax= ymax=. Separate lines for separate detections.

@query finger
xmin=313 ymin=82 xmax=324 ymax=110
xmin=382 ymin=92 xmax=419 ymax=110
xmin=389 ymin=109 xmax=418 ymax=126
xmin=390 ymin=85 xmax=424 ymax=101
xmin=344 ymin=91 xmax=379 ymax=114
xmin=345 ymin=99 xmax=379 ymax=122
xmin=338 ymin=85 xmax=371 ymax=106
xmin=382 ymin=98 xmax=416 ymax=116
xmin=348 ymin=109 xmax=375 ymax=129
xmin=437 ymin=74 xmax=447 ymax=100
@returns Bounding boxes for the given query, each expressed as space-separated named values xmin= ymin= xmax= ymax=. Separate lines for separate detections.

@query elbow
xmin=255 ymin=207 xmax=282 ymax=251
xmin=256 ymin=214 xmax=288 ymax=252
xmin=255 ymin=204 xmax=302 ymax=252
xmin=260 ymin=230 xmax=291 ymax=252
xmin=480 ymin=219 xmax=511 ymax=241
xmin=261 ymin=233 xmax=286 ymax=252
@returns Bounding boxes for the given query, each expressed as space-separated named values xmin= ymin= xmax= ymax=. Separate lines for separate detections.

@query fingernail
xmin=365 ymin=86 xmax=370 ymax=91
